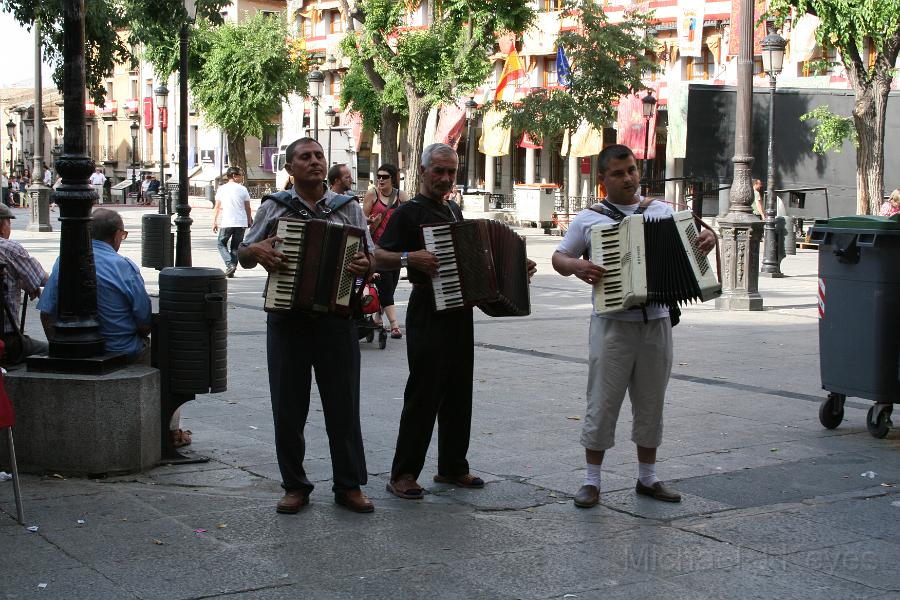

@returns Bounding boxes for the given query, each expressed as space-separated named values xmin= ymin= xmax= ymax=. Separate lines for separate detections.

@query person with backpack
xmin=237 ymin=137 xmax=376 ymax=515
xmin=551 ymin=144 xmax=716 ymax=509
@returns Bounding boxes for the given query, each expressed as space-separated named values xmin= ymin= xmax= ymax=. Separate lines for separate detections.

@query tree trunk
xmin=227 ymin=135 xmax=247 ymax=181
xmin=404 ymin=93 xmax=433 ymax=196
xmin=378 ymin=106 xmax=400 ymax=173
xmin=846 ymin=58 xmax=892 ymax=215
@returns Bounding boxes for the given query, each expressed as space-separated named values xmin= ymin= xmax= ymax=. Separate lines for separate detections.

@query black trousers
xmin=267 ymin=312 xmax=367 ymax=493
xmin=390 ymin=286 xmax=474 ymax=480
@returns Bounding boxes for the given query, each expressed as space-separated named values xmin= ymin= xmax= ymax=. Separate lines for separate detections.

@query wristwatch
xmin=400 ymin=252 xmax=409 ymax=268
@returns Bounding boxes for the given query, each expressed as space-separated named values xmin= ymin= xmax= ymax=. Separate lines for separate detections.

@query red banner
xmin=159 ymin=107 xmax=168 ymax=131
xmin=143 ymin=97 xmax=154 ymax=129
xmin=728 ymin=0 xmax=767 ymax=56
xmin=616 ymin=93 xmax=656 ymax=160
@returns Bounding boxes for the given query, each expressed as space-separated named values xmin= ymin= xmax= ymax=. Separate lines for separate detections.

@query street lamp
xmin=130 ymin=120 xmax=140 ymax=185
xmin=760 ymin=31 xmax=787 ymax=278
xmin=324 ymin=105 xmax=336 ymax=166
xmin=175 ymin=0 xmax=198 ymax=268
xmin=307 ymin=66 xmax=324 ymax=140
xmin=155 ymin=82 xmax=169 ymax=215
xmin=641 ymin=90 xmax=657 ymax=195
xmin=464 ymin=97 xmax=478 ymax=194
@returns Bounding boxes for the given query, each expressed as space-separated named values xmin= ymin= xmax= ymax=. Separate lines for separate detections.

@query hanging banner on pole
xmin=728 ymin=0 xmax=767 ymax=56
xmin=677 ymin=0 xmax=705 ymax=58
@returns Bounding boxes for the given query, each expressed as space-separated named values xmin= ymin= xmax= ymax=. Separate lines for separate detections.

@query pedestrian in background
xmin=212 ymin=166 xmax=252 ymax=278
xmin=89 ymin=167 xmax=107 ymax=204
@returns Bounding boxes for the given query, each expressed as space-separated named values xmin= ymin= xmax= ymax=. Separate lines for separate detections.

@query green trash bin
xmin=809 ymin=215 xmax=900 ymax=438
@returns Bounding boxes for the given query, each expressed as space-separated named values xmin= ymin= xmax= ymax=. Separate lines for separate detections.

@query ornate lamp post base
xmin=26 ymin=183 xmax=52 ymax=232
xmin=715 ymin=216 xmax=764 ymax=311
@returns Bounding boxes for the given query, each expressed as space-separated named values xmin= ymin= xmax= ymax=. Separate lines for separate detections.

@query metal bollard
xmin=784 ymin=215 xmax=797 ymax=255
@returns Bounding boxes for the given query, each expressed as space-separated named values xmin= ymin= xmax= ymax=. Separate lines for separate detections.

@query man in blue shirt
xmin=38 ymin=208 xmax=152 ymax=360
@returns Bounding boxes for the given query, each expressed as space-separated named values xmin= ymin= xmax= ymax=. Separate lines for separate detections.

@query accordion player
xmin=420 ymin=219 xmax=531 ymax=316
xmin=263 ymin=217 xmax=366 ymax=317
xmin=590 ymin=210 xmax=721 ymax=314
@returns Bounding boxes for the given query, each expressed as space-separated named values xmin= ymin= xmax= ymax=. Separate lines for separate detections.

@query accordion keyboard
xmin=590 ymin=215 xmax=648 ymax=314
xmin=264 ymin=219 xmax=306 ymax=312
xmin=422 ymin=224 xmax=466 ymax=311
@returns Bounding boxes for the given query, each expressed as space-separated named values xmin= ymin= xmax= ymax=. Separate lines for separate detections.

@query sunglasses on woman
xmin=376 ymin=174 xmax=391 ymax=180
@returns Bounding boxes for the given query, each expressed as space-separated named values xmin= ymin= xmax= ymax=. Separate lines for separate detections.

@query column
xmin=524 ymin=147 xmax=535 ymax=184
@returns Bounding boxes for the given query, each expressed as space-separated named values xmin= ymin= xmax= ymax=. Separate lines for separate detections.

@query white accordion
xmin=590 ymin=210 xmax=721 ymax=314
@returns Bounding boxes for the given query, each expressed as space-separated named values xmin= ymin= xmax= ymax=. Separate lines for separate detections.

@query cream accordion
xmin=590 ymin=210 xmax=721 ymax=314
xmin=263 ymin=218 xmax=364 ymax=317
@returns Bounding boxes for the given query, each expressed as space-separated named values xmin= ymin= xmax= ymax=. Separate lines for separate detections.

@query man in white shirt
xmin=89 ymin=168 xmax=107 ymax=204
xmin=42 ymin=164 xmax=52 ymax=186
xmin=552 ymin=144 xmax=715 ymax=509
xmin=212 ymin=166 xmax=252 ymax=277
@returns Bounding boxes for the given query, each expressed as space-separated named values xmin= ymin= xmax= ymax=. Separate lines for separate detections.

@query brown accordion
xmin=264 ymin=218 xmax=365 ymax=317
xmin=421 ymin=219 xmax=530 ymax=316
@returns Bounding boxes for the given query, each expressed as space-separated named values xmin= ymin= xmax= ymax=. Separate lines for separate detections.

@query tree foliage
xmin=799 ymin=105 xmax=858 ymax=154
xmin=343 ymin=0 xmax=534 ymax=192
xmin=768 ymin=0 xmax=900 ymax=213
xmin=502 ymin=0 xmax=659 ymax=144
xmin=338 ymin=58 xmax=407 ymax=133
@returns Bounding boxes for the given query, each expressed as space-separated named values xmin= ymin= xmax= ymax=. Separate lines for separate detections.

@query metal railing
xmin=553 ymin=194 xmax=597 ymax=213
xmin=486 ymin=193 xmax=516 ymax=210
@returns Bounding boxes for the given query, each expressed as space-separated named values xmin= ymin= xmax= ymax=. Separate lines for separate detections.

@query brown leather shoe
xmin=334 ymin=488 xmax=374 ymax=513
xmin=635 ymin=480 xmax=682 ymax=503
xmin=574 ymin=484 xmax=600 ymax=508
xmin=276 ymin=490 xmax=310 ymax=514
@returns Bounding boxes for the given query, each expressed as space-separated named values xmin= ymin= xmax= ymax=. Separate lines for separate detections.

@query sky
xmin=0 ymin=11 xmax=56 ymax=88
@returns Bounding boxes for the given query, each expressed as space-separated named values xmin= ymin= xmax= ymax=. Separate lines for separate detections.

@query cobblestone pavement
xmin=1 ymin=202 xmax=898 ymax=600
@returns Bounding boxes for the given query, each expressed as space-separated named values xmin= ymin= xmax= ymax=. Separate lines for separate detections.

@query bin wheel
xmin=378 ymin=328 xmax=387 ymax=350
xmin=866 ymin=405 xmax=893 ymax=439
xmin=365 ymin=329 xmax=375 ymax=343
xmin=819 ymin=393 xmax=845 ymax=430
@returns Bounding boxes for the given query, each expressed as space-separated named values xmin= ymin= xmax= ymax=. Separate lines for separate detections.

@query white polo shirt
xmin=215 ymin=181 xmax=251 ymax=228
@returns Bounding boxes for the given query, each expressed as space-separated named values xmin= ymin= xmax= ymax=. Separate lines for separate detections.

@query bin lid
xmin=813 ymin=215 xmax=900 ymax=232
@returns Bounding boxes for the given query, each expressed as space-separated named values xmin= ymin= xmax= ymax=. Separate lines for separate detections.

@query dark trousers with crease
xmin=267 ymin=312 xmax=367 ymax=493
xmin=390 ymin=286 xmax=474 ymax=481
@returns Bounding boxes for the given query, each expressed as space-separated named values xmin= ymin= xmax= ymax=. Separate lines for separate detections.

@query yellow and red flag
xmin=494 ymin=49 xmax=525 ymax=102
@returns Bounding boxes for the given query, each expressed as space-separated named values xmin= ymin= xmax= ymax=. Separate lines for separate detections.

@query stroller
xmin=356 ymin=278 xmax=387 ymax=350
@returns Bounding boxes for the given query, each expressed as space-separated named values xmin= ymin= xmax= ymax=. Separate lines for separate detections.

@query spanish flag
xmin=494 ymin=49 xmax=525 ymax=102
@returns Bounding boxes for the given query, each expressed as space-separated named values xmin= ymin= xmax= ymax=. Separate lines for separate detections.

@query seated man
xmin=0 ymin=203 xmax=49 ymax=363
xmin=38 ymin=208 xmax=151 ymax=362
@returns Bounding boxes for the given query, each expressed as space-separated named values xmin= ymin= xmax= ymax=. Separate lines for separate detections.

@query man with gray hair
xmin=375 ymin=143 xmax=536 ymax=499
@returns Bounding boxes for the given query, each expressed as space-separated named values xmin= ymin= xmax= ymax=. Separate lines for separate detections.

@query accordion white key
xmin=590 ymin=210 xmax=721 ymax=315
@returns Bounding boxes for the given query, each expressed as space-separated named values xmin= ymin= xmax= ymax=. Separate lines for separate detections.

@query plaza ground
xmin=1 ymin=202 xmax=898 ymax=599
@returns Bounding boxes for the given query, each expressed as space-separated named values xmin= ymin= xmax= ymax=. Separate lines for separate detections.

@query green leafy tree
xmin=500 ymin=0 xmax=658 ymax=207
xmin=769 ymin=0 xmax=900 ymax=214
xmin=139 ymin=11 xmax=310 ymax=176
xmin=799 ymin=105 xmax=858 ymax=154
xmin=340 ymin=0 xmax=533 ymax=194
xmin=0 ymin=0 xmax=229 ymax=105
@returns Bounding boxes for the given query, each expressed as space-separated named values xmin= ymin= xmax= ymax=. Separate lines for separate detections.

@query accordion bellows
xmin=421 ymin=219 xmax=531 ymax=317
xmin=264 ymin=218 xmax=364 ymax=317
xmin=590 ymin=210 xmax=721 ymax=314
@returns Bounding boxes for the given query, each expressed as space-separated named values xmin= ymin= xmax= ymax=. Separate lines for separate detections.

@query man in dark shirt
xmin=375 ymin=143 xmax=535 ymax=499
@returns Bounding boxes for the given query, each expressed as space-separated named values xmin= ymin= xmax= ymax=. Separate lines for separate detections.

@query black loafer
xmin=635 ymin=480 xmax=682 ymax=503
xmin=574 ymin=484 xmax=600 ymax=508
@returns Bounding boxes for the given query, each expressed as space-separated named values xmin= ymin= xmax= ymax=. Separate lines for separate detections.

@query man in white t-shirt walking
xmin=212 ymin=166 xmax=252 ymax=277
xmin=552 ymin=144 xmax=715 ymax=509
xmin=89 ymin=167 xmax=107 ymax=203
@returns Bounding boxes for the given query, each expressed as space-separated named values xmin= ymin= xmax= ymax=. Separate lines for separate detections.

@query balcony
xmin=124 ymin=99 xmax=140 ymax=116
xmin=99 ymin=145 xmax=118 ymax=164
xmin=85 ymin=102 xmax=96 ymax=116
xmin=99 ymin=100 xmax=118 ymax=119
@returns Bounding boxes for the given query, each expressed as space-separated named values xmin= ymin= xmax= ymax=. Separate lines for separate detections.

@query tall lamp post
xmin=324 ymin=105 xmax=336 ymax=167
xmin=155 ymin=83 xmax=169 ymax=215
xmin=760 ymin=32 xmax=787 ymax=278
xmin=175 ymin=0 xmax=198 ymax=267
xmin=464 ymin=97 xmax=477 ymax=194
xmin=5 ymin=120 xmax=14 ymax=181
xmin=715 ymin=0 xmax=764 ymax=311
xmin=307 ymin=66 xmax=324 ymax=140
xmin=14 ymin=107 xmax=26 ymax=177
xmin=130 ymin=120 xmax=139 ymax=186
xmin=28 ymin=16 xmax=52 ymax=232
xmin=641 ymin=90 xmax=657 ymax=195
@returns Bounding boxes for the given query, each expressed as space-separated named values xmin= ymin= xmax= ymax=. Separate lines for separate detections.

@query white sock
xmin=638 ymin=462 xmax=660 ymax=487
xmin=583 ymin=463 xmax=603 ymax=489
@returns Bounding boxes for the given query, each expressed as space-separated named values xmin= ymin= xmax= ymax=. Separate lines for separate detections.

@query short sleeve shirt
xmin=0 ymin=238 xmax=47 ymax=333
xmin=377 ymin=194 xmax=463 ymax=285
xmin=557 ymin=198 xmax=672 ymax=322
xmin=38 ymin=240 xmax=151 ymax=356
xmin=216 ymin=181 xmax=251 ymax=228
